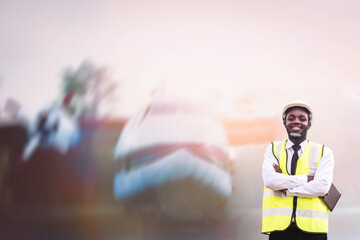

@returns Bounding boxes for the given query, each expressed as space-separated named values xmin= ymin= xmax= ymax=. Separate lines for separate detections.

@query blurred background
xmin=0 ymin=0 xmax=360 ymax=239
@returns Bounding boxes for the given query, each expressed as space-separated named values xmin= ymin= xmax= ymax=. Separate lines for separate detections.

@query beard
xmin=287 ymin=127 xmax=308 ymax=141
xmin=290 ymin=133 xmax=301 ymax=138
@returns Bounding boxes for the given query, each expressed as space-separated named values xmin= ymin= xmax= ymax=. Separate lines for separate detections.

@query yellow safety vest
xmin=262 ymin=140 xmax=329 ymax=234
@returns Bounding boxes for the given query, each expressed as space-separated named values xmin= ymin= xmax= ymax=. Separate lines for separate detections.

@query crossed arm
xmin=272 ymin=163 xmax=314 ymax=182
xmin=262 ymin=144 xmax=334 ymax=198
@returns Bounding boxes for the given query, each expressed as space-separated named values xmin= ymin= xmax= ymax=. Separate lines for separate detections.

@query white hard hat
xmin=282 ymin=100 xmax=312 ymax=116
xmin=282 ymin=100 xmax=313 ymax=123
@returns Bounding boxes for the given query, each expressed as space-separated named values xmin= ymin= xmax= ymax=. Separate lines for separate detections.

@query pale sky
xmin=1 ymin=0 xmax=360 ymax=118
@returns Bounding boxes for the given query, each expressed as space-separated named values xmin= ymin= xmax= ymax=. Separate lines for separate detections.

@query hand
xmin=307 ymin=176 xmax=314 ymax=182
xmin=322 ymin=192 xmax=329 ymax=199
xmin=273 ymin=163 xmax=282 ymax=173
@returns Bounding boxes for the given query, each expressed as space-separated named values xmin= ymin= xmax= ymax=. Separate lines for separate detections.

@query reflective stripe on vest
xmin=262 ymin=140 xmax=329 ymax=234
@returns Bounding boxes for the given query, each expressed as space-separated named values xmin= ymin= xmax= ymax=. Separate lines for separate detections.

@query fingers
xmin=272 ymin=163 xmax=282 ymax=173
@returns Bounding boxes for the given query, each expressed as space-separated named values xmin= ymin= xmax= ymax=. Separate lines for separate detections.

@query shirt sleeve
xmin=286 ymin=146 xmax=334 ymax=198
xmin=262 ymin=143 xmax=307 ymax=190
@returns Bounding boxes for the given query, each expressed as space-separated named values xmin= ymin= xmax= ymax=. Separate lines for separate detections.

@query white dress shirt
xmin=262 ymin=139 xmax=334 ymax=198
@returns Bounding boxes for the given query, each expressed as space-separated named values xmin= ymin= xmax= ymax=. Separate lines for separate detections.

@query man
xmin=262 ymin=100 xmax=334 ymax=240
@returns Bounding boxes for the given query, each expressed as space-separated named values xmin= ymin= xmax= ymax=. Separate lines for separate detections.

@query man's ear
xmin=282 ymin=114 xmax=286 ymax=126
xmin=307 ymin=122 xmax=311 ymax=129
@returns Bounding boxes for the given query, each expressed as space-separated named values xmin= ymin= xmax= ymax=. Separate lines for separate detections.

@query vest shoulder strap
xmin=271 ymin=140 xmax=285 ymax=164
xmin=306 ymin=141 xmax=324 ymax=175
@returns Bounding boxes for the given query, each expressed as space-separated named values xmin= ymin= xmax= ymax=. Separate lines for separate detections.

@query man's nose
xmin=293 ymin=118 xmax=301 ymax=124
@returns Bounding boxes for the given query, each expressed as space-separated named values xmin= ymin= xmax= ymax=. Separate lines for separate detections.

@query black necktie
xmin=291 ymin=145 xmax=300 ymax=175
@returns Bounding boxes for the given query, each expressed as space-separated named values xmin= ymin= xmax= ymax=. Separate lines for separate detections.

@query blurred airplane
xmin=112 ymin=98 xmax=285 ymax=221
xmin=113 ymin=100 xmax=233 ymax=219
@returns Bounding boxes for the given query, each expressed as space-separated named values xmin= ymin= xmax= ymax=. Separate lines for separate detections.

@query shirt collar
xmin=286 ymin=139 xmax=309 ymax=151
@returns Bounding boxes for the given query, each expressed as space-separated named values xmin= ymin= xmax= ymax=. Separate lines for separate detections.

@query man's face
xmin=285 ymin=107 xmax=311 ymax=140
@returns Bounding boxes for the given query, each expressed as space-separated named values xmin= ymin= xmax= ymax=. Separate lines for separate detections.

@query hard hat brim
xmin=282 ymin=101 xmax=312 ymax=116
